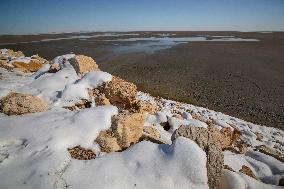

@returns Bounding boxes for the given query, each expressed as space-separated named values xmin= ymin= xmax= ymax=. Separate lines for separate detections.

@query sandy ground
xmin=1 ymin=31 xmax=283 ymax=129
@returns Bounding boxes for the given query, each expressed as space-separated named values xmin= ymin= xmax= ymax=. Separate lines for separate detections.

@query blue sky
xmin=0 ymin=0 xmax=284 ymax=34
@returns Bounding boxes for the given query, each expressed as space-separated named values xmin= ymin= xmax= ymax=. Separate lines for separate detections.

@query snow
xmin=224 ymin=150 xmax=284 ymax=185
xmin=28 ymin=64 xmax=79 ymax=104
xmin=221 ymin=170 xmax=283 ymax=189
xmin=9 ymin=57 xmax=31 ymax=64
xmin=59 ymin=71 xmax=112 ymax=106
xmin=0 ymin=48 xmax=8 ymax=54
xmin=63 ymin=137 xmax=209 ymax=189
xmin=0 ymin=105 xmax=118 ymax=189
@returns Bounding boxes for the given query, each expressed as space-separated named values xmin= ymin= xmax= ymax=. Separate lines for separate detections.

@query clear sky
xmin=1 ymin=0 xmax=284 ymax=34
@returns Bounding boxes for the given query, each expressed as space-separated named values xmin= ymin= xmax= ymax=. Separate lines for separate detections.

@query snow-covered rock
xmin=172 ymin=125 xmax=224 ymax=189
xmin=64 ymin=137 xmax=210 ymax=189
xmin=69 ymin=55 xmax=99 ymax=76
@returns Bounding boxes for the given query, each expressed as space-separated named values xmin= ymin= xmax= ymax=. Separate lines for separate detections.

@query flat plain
xmin=1 ymin=31 xmax=283 ymax=129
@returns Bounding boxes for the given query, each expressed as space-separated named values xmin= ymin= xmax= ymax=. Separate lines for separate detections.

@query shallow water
xmin=109 ymin=36 xmax=259 ymax=54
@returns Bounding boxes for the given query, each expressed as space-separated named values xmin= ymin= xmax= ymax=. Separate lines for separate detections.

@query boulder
xmin=96 ymin=130 xmax=121 ymax=153
xmin=99 ymin=76 xmax=158 ymax=113
xmin=96 ymin=112 xmax=146 ymax=152
xmin=0 ymin=93 xmax=48 ymax=115
xmin=112 ymin=112 xmax=146 ymax=149
xmin=239 ymin=165 xmax=257 ymax=179
xmin=70 ymin=55 xmax=99 ymax=76
xmin=12 ymin=55 xmax=48 ymax=72
xmin=99 ymin=76 xmax=137 ymax=107
xmin=172 ymin=125 xmax=223 ymax=189
xmin=12 ymin=61 xmax=43 ymax=72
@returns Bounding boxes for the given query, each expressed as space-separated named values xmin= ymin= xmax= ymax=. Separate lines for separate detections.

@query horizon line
xmin=1 ymin=30 xmax=284 ymax=36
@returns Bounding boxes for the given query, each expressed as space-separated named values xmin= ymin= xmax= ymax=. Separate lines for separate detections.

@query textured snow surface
xmin=64 ymin=137 xmax=209 ymax=189
xmin=221 ymin=170 xmax=283 ymax=189
xmin=0 ymin=106 xmax=118 ymax=189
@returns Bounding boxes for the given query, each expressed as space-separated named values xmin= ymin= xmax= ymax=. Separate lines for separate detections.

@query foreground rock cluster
xmin=0 ymin=48 xmax=283 ymax=189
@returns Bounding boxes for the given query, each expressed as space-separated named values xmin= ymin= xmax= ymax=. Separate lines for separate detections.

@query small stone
xmin=224 ymin=165 xmax=234 ymax=172
xmin=48 ymin=63 xmax=60 ymax=73
xmin=255 ymin=132 xmax=263 ymax=141
xmin=239 ymin=165 xmax=257 ymax=179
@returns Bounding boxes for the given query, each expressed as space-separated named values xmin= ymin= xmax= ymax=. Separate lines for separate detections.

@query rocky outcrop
xmin=239 ymin=165 xmax=257 ymax=179
xmin=0 ymin=93 xmax=49 ymax=115
xmin=99 ymin=76 xmax=158 ymax=113
xmin=172 ymin=125 xmax=223 ymax=189
xmin=68 ymin=146 xmax=96 ymax=160
xmin=96 ymin=112 xmax=146 ymax=152
xmin=70 ymin=55 xmax=99 ymax=76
